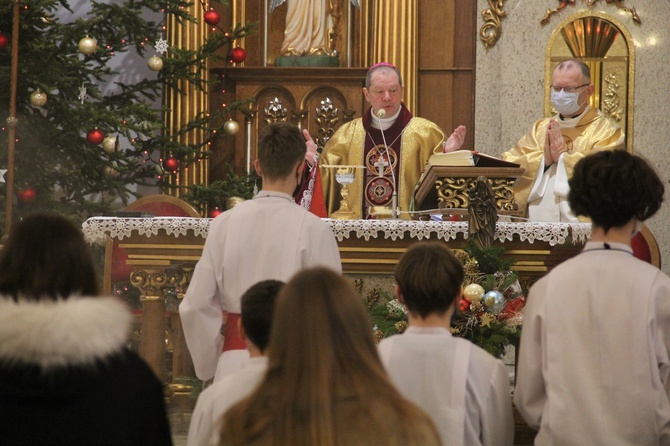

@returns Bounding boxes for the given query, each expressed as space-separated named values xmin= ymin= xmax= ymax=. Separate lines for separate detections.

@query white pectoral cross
xmin=374 ymin=156 xmax=389 ymax=178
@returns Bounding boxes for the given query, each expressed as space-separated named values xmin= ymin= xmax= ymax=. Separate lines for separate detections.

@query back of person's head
xmin=0 ymin=213 xmax=99 ymax=301
xmin=240 ymin=280 xmax=283 ymax=353
xmin=257 ymin=122 xmax=306 ymax=180
xmin=365 ymin=62 xmax=403 ymax=88
xmin=394 ymin=242 xmax=464 ymax=319
xmin=569 ymin=150 xmax=664 ymax=232
xmin=269 ymin=267 xmax=382 ymax=395
xmin=554 ymin=59 xmax=591 ymax=82
xmin=221 ymin=267 xmax=433 ymax=445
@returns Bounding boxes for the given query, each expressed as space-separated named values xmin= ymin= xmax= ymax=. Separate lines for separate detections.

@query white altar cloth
xmin=82 ymin=217 xmax=591 ymax=247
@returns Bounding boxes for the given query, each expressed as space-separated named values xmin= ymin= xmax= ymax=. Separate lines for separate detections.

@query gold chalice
xmin=331 ymin=166 xmax=358 ymax=220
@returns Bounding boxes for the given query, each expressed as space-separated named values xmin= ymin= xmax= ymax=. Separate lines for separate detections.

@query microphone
xmin=374 ymin=107 xmax=398 ymax=219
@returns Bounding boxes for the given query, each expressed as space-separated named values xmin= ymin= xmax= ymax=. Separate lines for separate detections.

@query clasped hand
xmin=544 ymin=119 xmax=567 ymax=167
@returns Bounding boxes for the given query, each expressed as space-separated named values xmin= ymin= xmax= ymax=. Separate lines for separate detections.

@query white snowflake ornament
xmin=155 ymin=38 xmax=169 ymax=54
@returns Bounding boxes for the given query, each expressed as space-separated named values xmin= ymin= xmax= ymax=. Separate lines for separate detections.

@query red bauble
xmin=0 ymin=33 xmax=8 ymax=50
xmin=17 ymin=187 xmax=37 ymax=204
xmin=209 ymin=207 xmax=223 ymax=218
xmin=87 ymin=128 xmax=105 ymax=145
xmin=162 ymin=156 xmax=180 ymax=173
xmin=459 ymin=299 xmax=470 ymax=313
xmin=204 ymin=9 xmax=221 ymax=26
xmin=229 ymin=46 xmax=247 ymax=64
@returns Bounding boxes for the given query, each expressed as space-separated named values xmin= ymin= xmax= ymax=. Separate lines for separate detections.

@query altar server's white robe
xmin=378 ymin=326 xmax=513 ymax=446
xmin=180 ymin=191 xmax=341 ymax=380
xmin=187 ymin=356 xmax=268 ymax=446
xmin=515 ymin=241 xmax=670 ymax=445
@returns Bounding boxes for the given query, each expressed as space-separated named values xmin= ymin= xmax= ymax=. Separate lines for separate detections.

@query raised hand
xmin=303 ymin=129 xmax=318 ymax=167
xmin=443 ymin=125 xmax=467 ymax=153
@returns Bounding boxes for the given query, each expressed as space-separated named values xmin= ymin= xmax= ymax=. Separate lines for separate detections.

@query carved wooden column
xmin=131 ymin=269 xmax=169 ymax=381
xmin=166 ymin=267 xmax=195 ymax=381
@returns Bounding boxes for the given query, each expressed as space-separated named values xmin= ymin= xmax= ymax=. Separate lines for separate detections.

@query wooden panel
xmin=418 ymin=0 xmax=456 ymax=67
xmin=416 ymin=0 xmax=476 ymax=150
xmin=419 ymin=71 xmax=455 ymax=132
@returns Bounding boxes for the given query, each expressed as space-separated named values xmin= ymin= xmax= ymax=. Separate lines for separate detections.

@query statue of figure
xmin=270 ymin=0 xmax=360 ymax=56
xmin=468 ymin=176 xmax=498 ymax=248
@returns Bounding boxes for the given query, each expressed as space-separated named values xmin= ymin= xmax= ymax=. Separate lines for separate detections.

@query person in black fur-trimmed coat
xmin=0 ymin=213 xmax=172 ymax=446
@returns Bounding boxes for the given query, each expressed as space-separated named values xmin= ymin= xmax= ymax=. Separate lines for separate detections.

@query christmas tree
xmin=0 ymin=0 xmax=256 ymax=234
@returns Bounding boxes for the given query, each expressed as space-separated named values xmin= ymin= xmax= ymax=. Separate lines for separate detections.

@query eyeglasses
xmin=550 ymin=83 xmax=589 ymax=93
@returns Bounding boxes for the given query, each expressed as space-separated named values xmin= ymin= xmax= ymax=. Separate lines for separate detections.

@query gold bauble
xmin=78 ymin=36 xmax=97 ymax=55
xmin=147 ymin=56 xmax=164 ymax=72
xmin=225 ymin=196 xmax=245 ymax=209
xmin=103 ymin=164 xmax=119 ymax=177
xmin=102 ymin=136 xmax=117 ymax=154
xmin=30 ymin=90 xmax=47 ymax=107
xmin=223 ymin=119 xmax=240 ymax=135
xmin=463 ymin=283 xmax=485 ymax=303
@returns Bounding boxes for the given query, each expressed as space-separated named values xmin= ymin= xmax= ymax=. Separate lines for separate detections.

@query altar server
xmin=515 ymin=150 xmax=670 ymax=444
xmin=180 ymin=122 xmax=341 ymax=381
xmin=378 ymin=241 xmax=513 ymax=446
xmin=187 ymin=280 xmax=281 ymax=446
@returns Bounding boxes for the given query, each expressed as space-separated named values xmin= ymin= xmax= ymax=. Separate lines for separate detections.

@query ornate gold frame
xmin=544 ymin=10 xmax=635 ymax=152
xmin=541 ymin=0 xmax=641 ymax=25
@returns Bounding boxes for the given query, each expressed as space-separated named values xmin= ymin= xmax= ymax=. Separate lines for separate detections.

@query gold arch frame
xmin=544 ymin=10 xmax=635 ymax=152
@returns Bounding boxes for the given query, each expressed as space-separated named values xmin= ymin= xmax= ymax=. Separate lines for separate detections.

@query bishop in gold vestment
xmin=320 ymin=104 xmax=444 ymax=219
xmin=319 ymin=63 xmax=444 ymax=220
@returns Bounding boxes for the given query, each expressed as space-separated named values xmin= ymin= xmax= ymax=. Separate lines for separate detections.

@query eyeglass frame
xmin=549 ymin=83 xmax=590 ymax=93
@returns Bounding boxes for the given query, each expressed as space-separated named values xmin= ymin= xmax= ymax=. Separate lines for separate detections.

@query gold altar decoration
xmin=369 ymin=0 xmax=418 ymax=113
xmin=541 ymin=0 xmax=641 ymax=25
xmin=165 ymin=3 xmax=209 ymax=197
xmin=435 ymin=177 xmax=518 ymax=213
xmin=413 ymin=165 xmax=523 ymax=218
xmin=480 ymin=0 xmax=506 ymax=49
xmin=264 ymin=97 xmax=289 ymax=123
xmin=545 ymin=11 xmax=635 ymax=151
xmin=315 ymin=98 xmax=340 ymax=149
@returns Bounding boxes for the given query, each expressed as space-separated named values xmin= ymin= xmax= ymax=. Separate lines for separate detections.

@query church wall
xmin=475 ymin=0 xmax=670 ymax=275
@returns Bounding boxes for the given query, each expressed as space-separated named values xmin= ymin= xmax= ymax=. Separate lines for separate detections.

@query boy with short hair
xmin=180 ymin=122 xmax=342 ymax=382
xmin=187 ymin=280 xmax=283 ymax=446
xmin=378 ymin=241 xmax=513 ymax=446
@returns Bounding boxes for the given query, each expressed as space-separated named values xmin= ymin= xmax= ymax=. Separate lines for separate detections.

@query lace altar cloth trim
xmin=83 ymin=217 xmax=591 ymax=247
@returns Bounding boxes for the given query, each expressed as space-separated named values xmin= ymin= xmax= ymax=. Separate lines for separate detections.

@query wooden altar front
xmin=84 ymin=217 xmax=589 ymax=384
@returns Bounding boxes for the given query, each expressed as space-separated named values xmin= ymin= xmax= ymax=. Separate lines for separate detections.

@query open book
xmin=428 ymin=151 xmax=520 ymax=168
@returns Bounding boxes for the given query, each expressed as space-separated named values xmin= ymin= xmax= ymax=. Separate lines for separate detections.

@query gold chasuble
xmin=321 ymin=104 xmax=444 ymax=219
xmin=502 ymin=107 xmax=624 ymax=211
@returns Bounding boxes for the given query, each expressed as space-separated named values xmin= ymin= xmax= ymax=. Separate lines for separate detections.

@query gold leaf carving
xmin=480 ymin=0 xmax=507 ymax=49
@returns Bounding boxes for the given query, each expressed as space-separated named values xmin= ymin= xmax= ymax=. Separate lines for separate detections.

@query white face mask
xmin=632 ymin=219 xmax=644 ymax=237
xmin=551 ymin=89 xmax=583 ymax=116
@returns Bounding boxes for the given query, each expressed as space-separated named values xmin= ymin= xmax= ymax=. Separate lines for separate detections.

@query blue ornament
xmin=483 ymin=290 xmax=505 ymax=314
